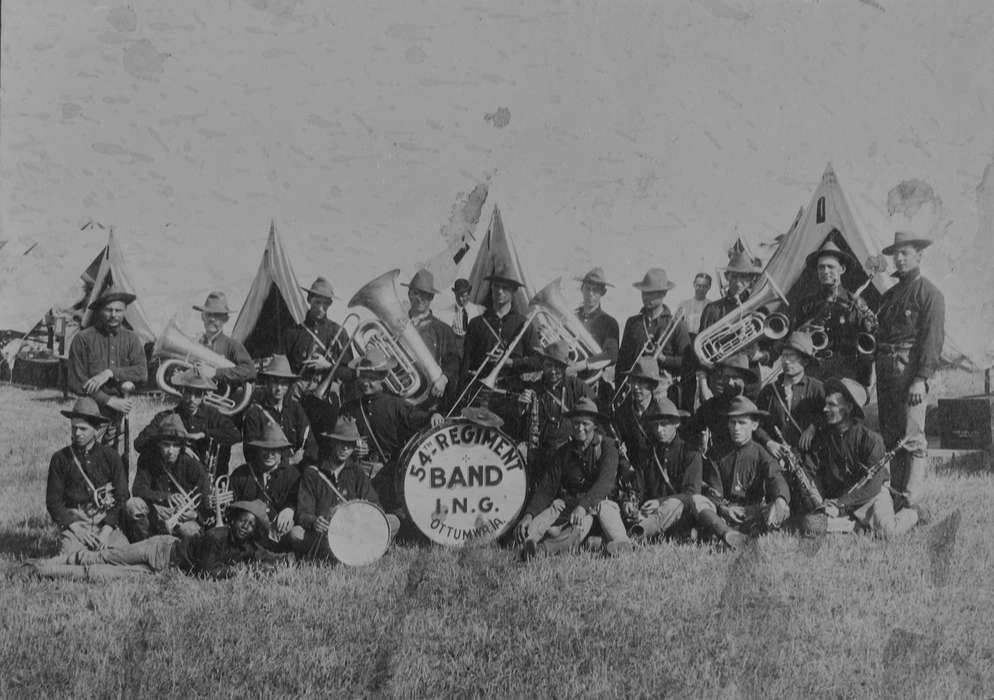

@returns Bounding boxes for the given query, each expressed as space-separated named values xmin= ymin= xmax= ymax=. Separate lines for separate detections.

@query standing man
xmin=241 ymin=355 xmax=318 ymax=467
xmin=617 ymin=268 xmax=691 ymax=406
xmin=677 ymin=273 xmax=713 ymax=339
xmin=281 ymin=277 xmax=353 ymax=434
xmin=874 ymin=232 xmax=944 ymax=508
xmin=698 ymin=250 xmax=764 ymax=333
xmin=45 ymin=398 xmax=130 ymax=554
xmin=133 ymin=368 xmax=240 ymax=470
xmin=572 ymin=267 xmax=620 ymax=409
xmin=793 ymin=238 xmax=878 ymax=384
xmin=67 ymin=285 xmax=147 ymax=448
xmin=438 ymin=278 xmax=484 ymax=353
xmin=402 ymin=269 xmax=461 ymax=411
xmin=192 ymin=291 xmax=257 ymax=388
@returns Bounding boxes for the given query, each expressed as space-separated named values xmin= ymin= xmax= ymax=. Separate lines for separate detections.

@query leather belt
xmin=876 ymin=344 xmax=912 ymax=356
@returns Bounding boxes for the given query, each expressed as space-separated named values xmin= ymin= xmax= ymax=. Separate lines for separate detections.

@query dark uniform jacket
xmin=683 ymin=394 xmax=772 ymax=458
xmin=756 ymin=374 xmax=825 ymax=448
xmin=67 ymin=325 xmax=148 ymax=411
xmin=875 ymin=269 xmax=945 ymax=381
xmin=810 ymin=420 xmax=886 ymax=512
xmin=618 ymin=306 xmax=691 ymax=377
xmin=134 ymin=404 xmax=240 ymax=463
xmin=528 ymin=375 xmax=594 ymax=451
xmin=172 ymin=526 xmax=281 ymax=578
xmin=133 ymin=452 xmax=211 ymax=518
xmin=704 ymin=441 xmax=789 ymax=507
xmin=229 ymin=462 xmax=301 ymax=519
xmin=201 ymin=332 xmax=257 ymax=384
xmin=282 ymin=316 xmax=350 ymax=377
xmin=411 ymin=311 xmax=461 ymax=407
xmin=460 ymin=307 xmax=540 ymax=383
xmin=343 ymin=391 xmax=431 ymax=465
xmin=612 ymin=395 xmax=662 ymax=470
xmin=242 ymin=398 xmax=319 ymax=464
xmin=636 ymin=435 xmax=703 ymax=502
xmin=46 ymin=444 xmax=129 ymax=528
xmin=526 ymin=433 xmax=619 ymax=516
xmin=575 ymin=306 xmax=620 ymax=364
xmin=698 ymin=294 xmax=740 ymax=334
xmin=793 ymin=286 xmax=877 ymax=354
xmin=295 ymin=460 xmax=382 ymax=530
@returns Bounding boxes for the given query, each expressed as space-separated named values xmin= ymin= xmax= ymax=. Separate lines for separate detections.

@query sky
xmin=2 ymin=0 xmax=992 ymax=362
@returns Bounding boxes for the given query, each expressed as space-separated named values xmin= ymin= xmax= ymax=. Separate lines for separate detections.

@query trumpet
xmin=154 ymin=317 xmax=253 ymax=415
xmin=693 ymin=272 xmax=790 ymax=368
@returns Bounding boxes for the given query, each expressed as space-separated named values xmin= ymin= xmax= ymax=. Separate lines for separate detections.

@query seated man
xmin=756 ymin=331 xmax=825 ymax=456
xmin=45 ymin=398 xmax=130 ymax=554
xmin=628 ymin=398 xmax=703 ymax=540
xmin=612 ymin=357 xmax=668 ymax=469
xmin=290 ymin=417 xmax=400 ymax=560
xmin=241 ymin=355 xmax=318 ymax=467
xmin=801 ymin=377 xmax=927 ymax=538
xmin=126 ymin=415 xmax=211 ymax=540
xmin=134 ymin=368 xmax=240 ymax=471
xmin=692 ymin=396 xmax=791 ymax=549
xmin=229 ymin=423 xmax=301 ymax=551
xmin=515 ymin=398 xmax=632 ymax=558
xmin=29 ymin=500 xmax=283 ymax=580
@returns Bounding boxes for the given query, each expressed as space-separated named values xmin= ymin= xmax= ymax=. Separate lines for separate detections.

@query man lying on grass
xmin=28 ymin=500 xmax=285 ymax=581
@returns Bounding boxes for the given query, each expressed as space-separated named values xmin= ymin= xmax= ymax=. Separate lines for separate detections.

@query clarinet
xmin=773 ymin=427 xmax=824 ymax=512
xmin=845 ymin=436 xmax=912 ymax=499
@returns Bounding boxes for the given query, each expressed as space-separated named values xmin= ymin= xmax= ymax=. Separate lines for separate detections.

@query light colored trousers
xmin=827 ymin=486 xmax=919 ymax=538
xmin=32 ymin=535 xmax=178 ymax=581
xmin=527 ymin=498 xmax=630 ymax=546
xmin=876 ymin=351 xmax=928 ymax=504
xmin=59 ymin=508 xmax=129 ymax=555
xmin=125 ymin=497 xmax=203 ymax=539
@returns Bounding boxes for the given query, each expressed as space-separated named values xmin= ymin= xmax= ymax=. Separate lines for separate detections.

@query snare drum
xmin=398 ymin=420 xmax=528 ymax=546
xmin=325 ymin=500 xmax=391 ymax=566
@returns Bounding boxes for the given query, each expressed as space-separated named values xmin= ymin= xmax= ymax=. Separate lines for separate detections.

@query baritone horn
xmin=693 ymin=273 xmax=791 ymax=368
xmin=153 ymin=317 xmax=253 ymax=415
xmin=348 ymin=269 xmax=445 ymax=405
xmin=530 ymin=277 xmax=608 ymax=383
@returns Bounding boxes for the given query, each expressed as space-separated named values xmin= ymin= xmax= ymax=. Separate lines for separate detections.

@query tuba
xmin=530 ymin=278 xmax=607 ymax=384
xmin=348 ymin=270 xmax=446 ymax=405
xmin=693 ymin=273 xmax=791 ymax=368
xmin=153 ymin=317 xmax=253 ymax=415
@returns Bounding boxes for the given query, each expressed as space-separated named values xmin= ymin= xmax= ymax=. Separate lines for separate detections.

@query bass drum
xmin=398 ymin=420 xmax=529 ymax=547
xmin=326 ymin=500 xmax=390 ymax=566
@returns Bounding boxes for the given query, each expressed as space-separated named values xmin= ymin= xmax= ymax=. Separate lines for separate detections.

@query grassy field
xmin=1 ymin=385 xmax=992 ymax=699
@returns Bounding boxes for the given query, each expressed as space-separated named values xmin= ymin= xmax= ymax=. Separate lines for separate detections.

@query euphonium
xmin=153 ymin=317 xmax=253 ymax=415
xmin=693 ymin=273 xmax=791 ymax=368
xmin=348 ymin=270 xmax=445 ymax=405
xmin=530 ymin=278 xmax=606 ymax=384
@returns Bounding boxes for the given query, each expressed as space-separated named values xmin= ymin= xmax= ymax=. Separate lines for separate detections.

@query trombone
xmin=611 ymin=306 xmax=686 ymax=408
xmin=307 ymin=313 xmax=361 ymax=400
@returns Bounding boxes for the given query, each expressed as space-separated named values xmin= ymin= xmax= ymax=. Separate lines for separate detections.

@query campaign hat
xmin=60 ymin=397 xmax=110 ymax=425
xmin=724 ymin=250 xmax=764 ymax=276
xmin=152 ymin=413 xmax=193 ymax=442
xmin=227 ymin=500 xmax=271 ymax=536
xmin=401 ymin=269 xmax=441 ymax=296
xmin=574 ymin=267 xmax=613 ymax=289
xmin=193 ymin=291 xmax=234 ymax=315
xmin=348 ymin=346 xmax=395 ymax=375
xmin=716 ymin=353 xmax=759 ymax=384
xmin=632 ymin=268 xmax=676 ymax=293
xmin=881 ymin=231 xmax=933 ymax=256
xmin=625 ymin=357 xmax=661 ymax=386
xmin=536 ymin=340 xmax=572 ymax=367
xmin=484 ymin=263 xmax=525 ymax=289
xmin=824 ymin=376 xmax=868 ymax=418
xmin=564 ymin=397 xmax=605 ymax=422
xmin=247 ymin=422 xmax=293 ymax=450
xmin=87 ymin=285 xmax=136 ymax=310
xmin=644 ymin=397 xmax=689 ymax=422
xmin=805 ymin=238 xmax=855 ymax=270
xmin=782 ymin=331 xmax=817 ymax=360
xmin=260 ymin=354 xmax=300 ymax=380
xmin=172 ymin=368 xmax=218 ymax=391
xmin=301 ymin=277 xmax=339 ymax=300
xmin=722 ymin=395 xmax=769 ymax=418
xmin=452 ymin=278 xmax=473 ymax=295
xmin=320 ymin=417 xmax=361 ymax=443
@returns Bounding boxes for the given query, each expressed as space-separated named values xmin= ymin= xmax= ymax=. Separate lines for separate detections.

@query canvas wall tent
xmin=230 ymin=221 xmax=308 ymax=359
xmin=79 ymin=229 xmax=156 ymax=344
xmin=465 ymin=205 xmax=535 ymax=316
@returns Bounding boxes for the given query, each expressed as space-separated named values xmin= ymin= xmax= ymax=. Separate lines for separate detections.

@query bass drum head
xmin=399 ymin=420 xmax=528 ymax=547
xmin=326 ymin=500 xmax=390 ymax=566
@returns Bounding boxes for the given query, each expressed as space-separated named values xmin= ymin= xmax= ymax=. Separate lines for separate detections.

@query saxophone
xmin=773 ymin=427 xmax=824 ymax=512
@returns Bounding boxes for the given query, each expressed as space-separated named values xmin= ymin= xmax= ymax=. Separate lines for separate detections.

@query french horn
xmin=348 ymin=269 xmax=446 ymax=405
xmin=153 ymin=317 xmax=253 ymax=415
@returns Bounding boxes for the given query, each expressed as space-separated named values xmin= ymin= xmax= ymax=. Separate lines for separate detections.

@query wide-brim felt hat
xmin=153 ymin=413 xmax=193 ymax=442
xmin=172 ymin=368 xmax=218 ymax=391
xmin=248 ymin=422 xmax=293 ymax=449
xmin=227 ymin=500 xmax=271 ymax=536
xmin=824 ymin=377 xmax=867 ymax=418
xmin=401 ymin=269 xmax=441 ymax=296
xmin=881 ymin=231 xmax=933 ymax=256
xmin=724 ymin=250 xmax=764 ymax=276
xmin=722 ymin=395 xmax=769 ymax=418
xmin=193 ymin=291 xmax=234 ymax=314
xmin=644 ymin=397 xmax=689 ymax=422
xmin=716 ymin=354 xmax=759 ymax=384
xmin=632 ymin=268 xmax=676 ymax=293
xmin=87 ymin=285 xmax=136 ymax=310
xmin=782 ymin=331 xmax=816 ymax=359
xmin=574 ymin=267 xmax=613 ymax=288
xmin=535 ymin=340 xmax=572 ymax=366
xmin=260 ymin=354 xmax=300 ymax=380
xmin=348 ymin=347 xmax=396 ymax=374
xmin=564 ymin=397 xmax=605 ymax=422
xmin=301 ymin=277 xmax=339 ymax=300
xmin=60 ymin=397 xmax=110 ymax=424
xmin=460 ymin=406 xmax=504 ymax=429
xmin=805 ymin=238 xmax=855 ymax=270
xmin=484 ymin=263 xmax=525 ymax=289
xmin=625 ymin=357 xmax=661 ymax=386
xmin=320 ymin=417 xmax=361 ymax=443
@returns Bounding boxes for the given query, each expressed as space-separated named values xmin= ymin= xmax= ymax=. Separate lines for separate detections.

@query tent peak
xmin=821 ymin=162 xmax=837 ymax=183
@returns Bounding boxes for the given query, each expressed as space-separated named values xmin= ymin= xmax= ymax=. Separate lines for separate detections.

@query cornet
xmin=164 ymin=490 xmax=203 ymax=533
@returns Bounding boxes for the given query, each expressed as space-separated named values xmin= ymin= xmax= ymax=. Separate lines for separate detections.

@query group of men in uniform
xmin=33 ymin=227 xmax=944 ymax=576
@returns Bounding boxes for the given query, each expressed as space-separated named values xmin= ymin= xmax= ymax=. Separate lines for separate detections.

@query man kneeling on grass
xmin=691 ymin=396 xmax=791 ymax=550
xmin=516 ymin=397 xmax=632 ymax=558
xmin=29 ymin=500 xmax=284 ymax=580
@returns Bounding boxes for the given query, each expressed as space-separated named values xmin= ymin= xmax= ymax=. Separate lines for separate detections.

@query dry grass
xmin=1 ymin=386 xmax=992 ymax=699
